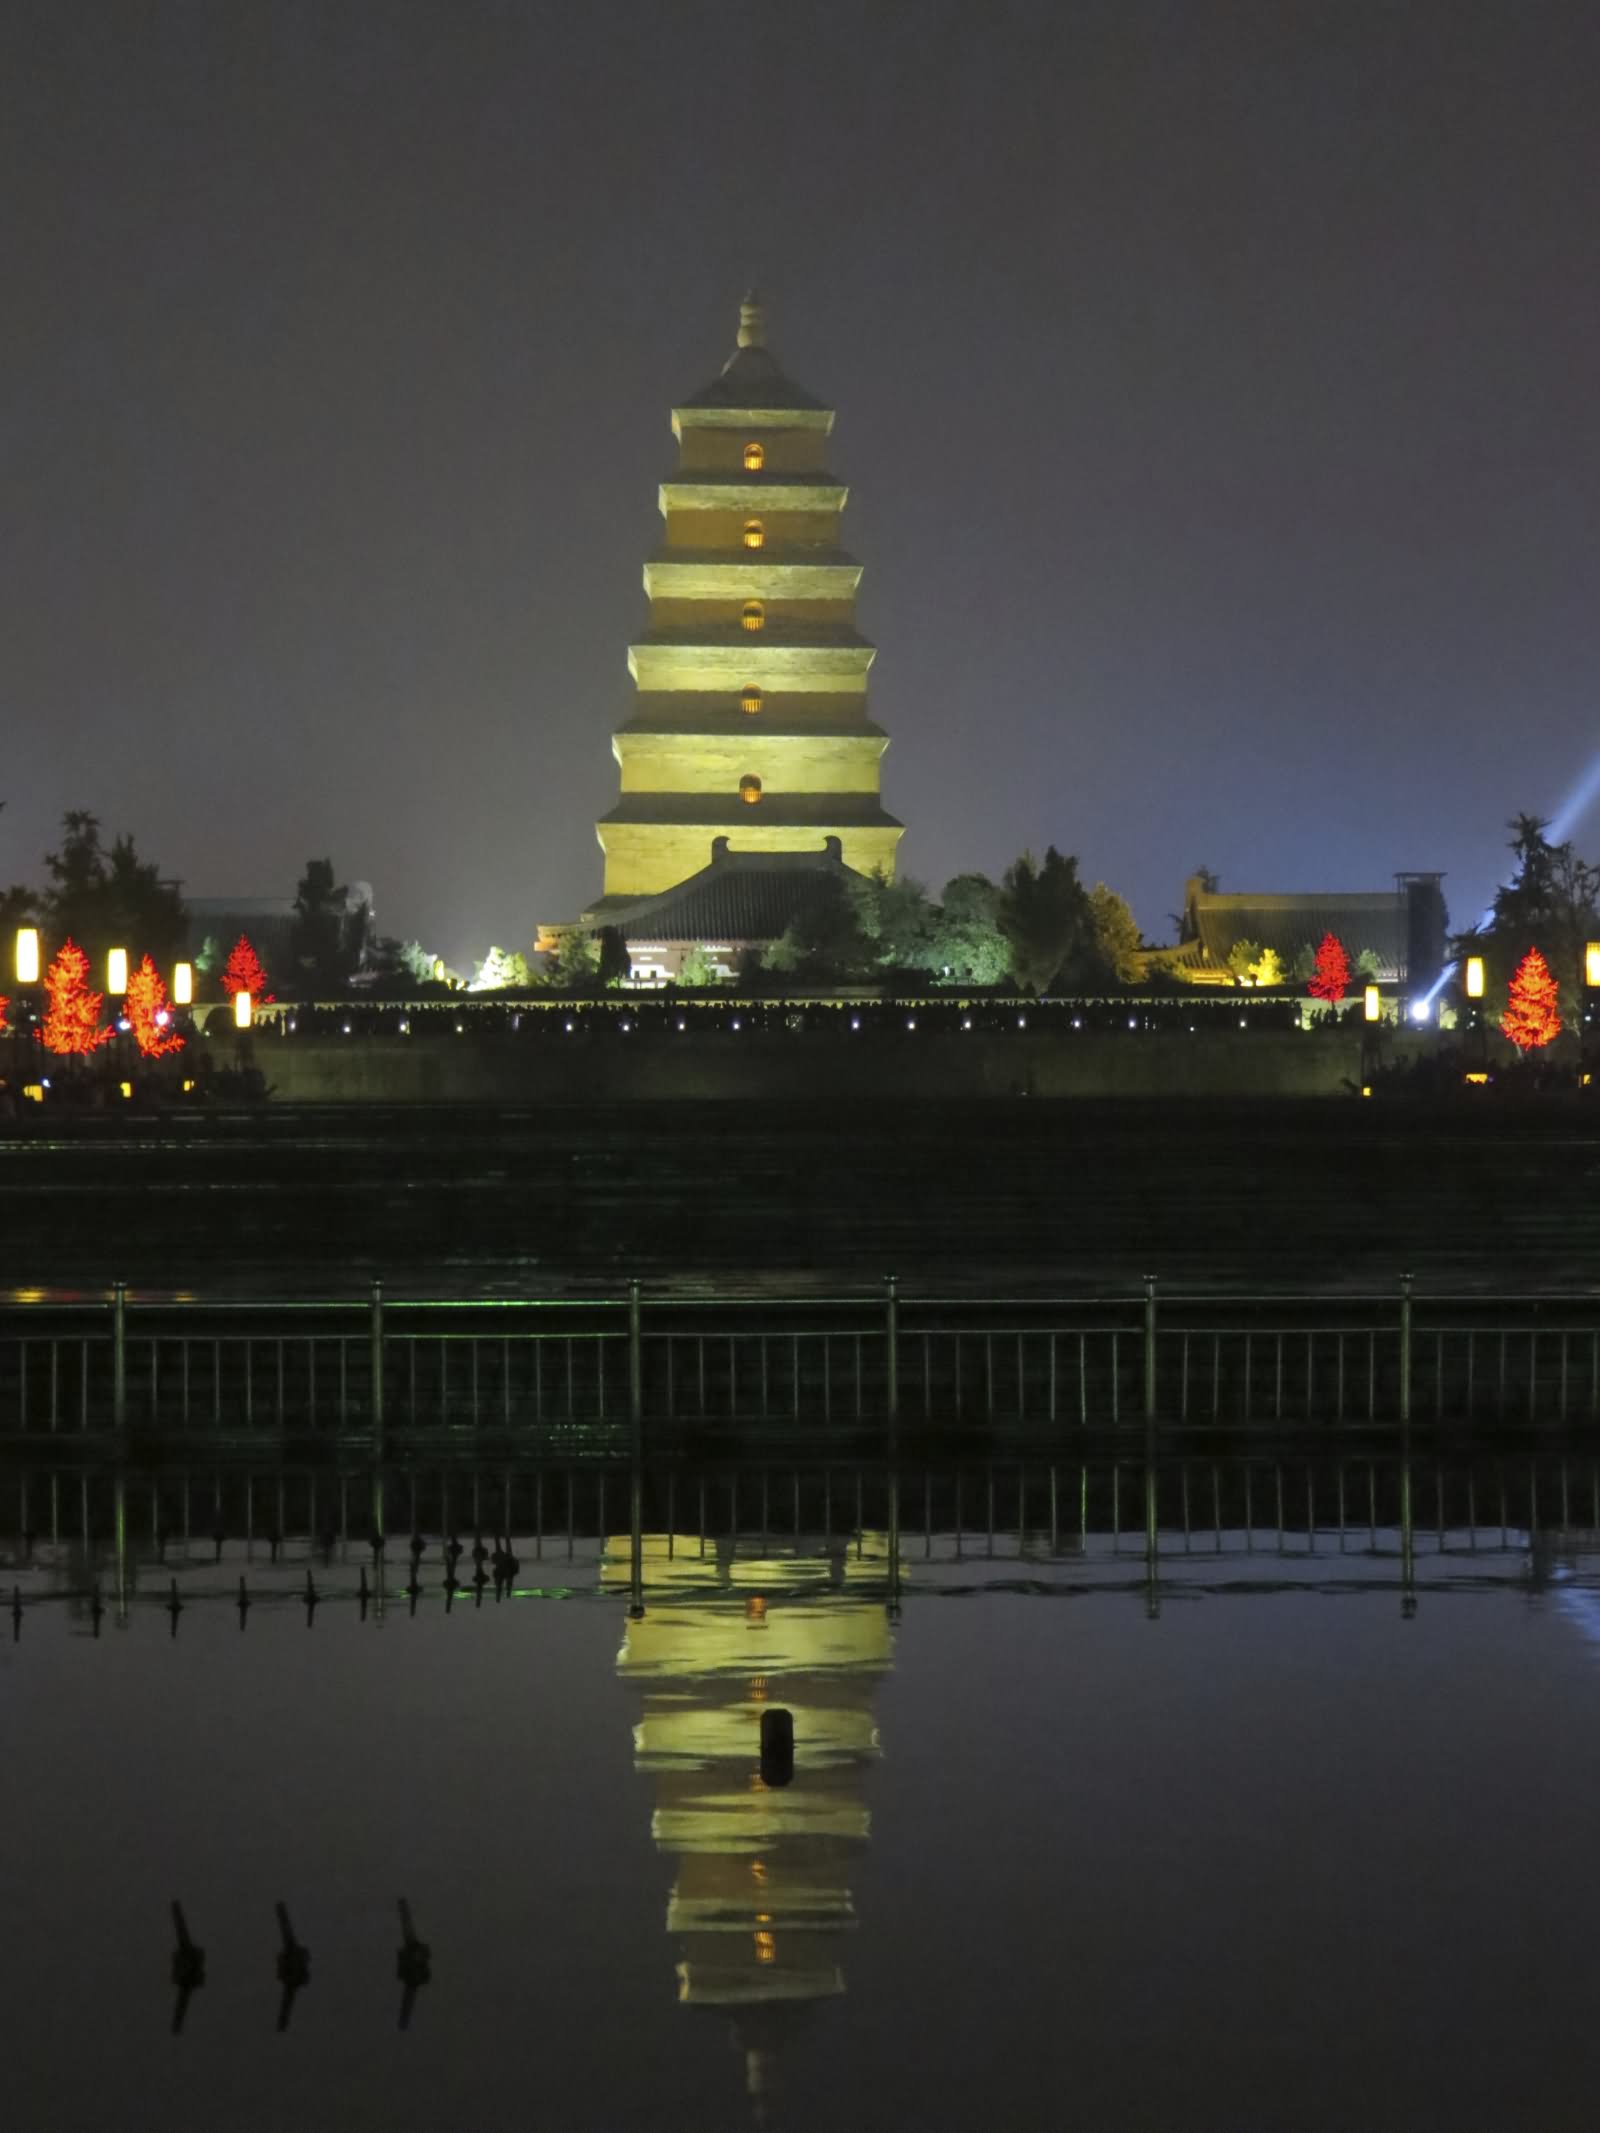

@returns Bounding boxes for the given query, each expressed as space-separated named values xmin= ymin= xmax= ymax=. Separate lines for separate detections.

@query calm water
xmin=4 ymin=1458 xmax=1600 ymax=2132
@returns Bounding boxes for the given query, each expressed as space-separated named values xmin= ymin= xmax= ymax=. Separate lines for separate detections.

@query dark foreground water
xmin=4 ymin=1460 xmax=1600 ymax=2132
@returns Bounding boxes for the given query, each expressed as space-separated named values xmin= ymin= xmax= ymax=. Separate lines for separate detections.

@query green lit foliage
xmin=996 ymin=847 xmax=1094 ymax=994
xmin=1088 ymin=883 xmax=1143 ymax=985
xmin=850 ymin=871 xmax=938 ymax=973
xmin=469 ymin=946 xmax=532 ymax=992
xmin=549 ymin=931 xmax=602 ymax=988
xmin=397 ymin=940 xmax=437 ymax=986
xmin=676 ymin=945 xmax=719 ymax=988
xmin=1355 ymin=947 xmax=1382 ymax=980
xmin=41 ymin=811 xmax=186 ymax=969
xmin=928 ymin=874 xmax=1010 ymax=985
xmin=764 ymin=879 xmax=872 ymax=979
xmin=194 ymin=934 xmax=221 ymax=977
xmin=1455 ymin=814 xmax=1599 ymax=1030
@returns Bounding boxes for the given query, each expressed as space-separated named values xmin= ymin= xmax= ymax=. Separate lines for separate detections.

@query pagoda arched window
xmin=739 ymin=775 xmax=763 ymax=805
xmin=742 ymin=518 xmax=765 ymax=550
xmin=743 ymin=440 xmax=765 ymax=471
xmin=741 ymin=601 xmax=765 ymax=633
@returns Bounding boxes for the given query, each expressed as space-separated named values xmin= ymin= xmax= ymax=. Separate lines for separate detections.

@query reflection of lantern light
xmin=172 ymin=961 xmax=193 ymax=1006
xmin=106 ymin=947 xmax=128 ymax=995
xmin=743 ymin=440 xmax=764 ymax=470
xmin=1363 ymin=985 xmax=1381 ymax=1022
xmin=745 ymin=1594 xmax=767 ymax=1623
xmin=233 ymin=990 xmax=252 ymax=1029
xmin=740 ymin=686 xmax=762 ymax=715
xmin=15 ymin=927 xmax=39 ymax=983
xmin=753 ymin=1931 xmax=776 ymax=1964
xmin=1465 ymin=957 xmax=1485 ymax=999
xmin=1587 ymin=942 xmax=1600 ymax=988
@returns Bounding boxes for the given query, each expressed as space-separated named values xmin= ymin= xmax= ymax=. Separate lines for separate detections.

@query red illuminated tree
xmin=126 ymin=954 xmax=184 ymax=1058
xmin=40 ymin=939 xmax=111 ymax=1056
xmin=1502 ymin=946 xmax=1562 ymax=1052
xmin=0 ymin=996 xmax=8 ymax=1034
xmin=1307 ymin=932 xmax=1351 ymax=1003
xmin=221 ymin=934 xmax=273 ymax=1002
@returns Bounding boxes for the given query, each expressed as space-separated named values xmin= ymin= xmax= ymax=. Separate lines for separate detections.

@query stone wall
xmin=232 ymin=1027 xmax=1366 ymax=1105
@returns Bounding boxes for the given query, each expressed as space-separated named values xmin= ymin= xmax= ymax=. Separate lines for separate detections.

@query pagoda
xmin=586 ymin=293 xmax=902 ymax=926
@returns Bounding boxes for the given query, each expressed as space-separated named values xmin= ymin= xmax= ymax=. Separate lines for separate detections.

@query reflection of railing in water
xmin=4 ymin=1456 xmax=1599 ymax=1634
xmin=7 ymin=1279 xmax=1600 ymax=1441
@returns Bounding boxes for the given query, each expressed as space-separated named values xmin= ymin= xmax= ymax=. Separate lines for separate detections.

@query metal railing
xmin=4 ymin=1276 xmax=1600 ymax=1443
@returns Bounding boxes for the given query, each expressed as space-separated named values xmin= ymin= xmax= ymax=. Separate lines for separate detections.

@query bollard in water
xmin=274 ymin=1901 xmax=310 ymax=2031
xmin=396 ymin=1898 xmax=431 ymax=2031
xmin=170 ymin=1901 xmax=205 ymax=2033
xmin=759 ymin=1706 xmax=795 ymax=1789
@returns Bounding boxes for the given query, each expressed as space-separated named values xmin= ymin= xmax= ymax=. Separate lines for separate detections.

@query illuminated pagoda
xmin=604 ymin=1535 xmax=894 ymax=2125
xmin=583 ymin=293 xmax=902 ymax=970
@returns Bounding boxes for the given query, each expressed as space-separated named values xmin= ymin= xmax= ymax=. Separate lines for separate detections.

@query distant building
xmin=184 ymin=882 xmax=375 ymax=984
xmin=579 ymin=292 xmax=901 ymax=962
xmin=1168 ymin=872 xmax=1446 ymax=987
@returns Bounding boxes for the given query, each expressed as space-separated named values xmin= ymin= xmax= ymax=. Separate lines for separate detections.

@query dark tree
xmin=596 ymin=926 xmax=631 ymax=986
xmin=1455 ymin=814 xmax=1600 ymax=1027
xmin=996 ymin=847 xmax=1094 ymax=993
xmin=41 ymin=812 xmax=186 ymax=967
xmin=292 ymin=859 xmax=363 ymax=992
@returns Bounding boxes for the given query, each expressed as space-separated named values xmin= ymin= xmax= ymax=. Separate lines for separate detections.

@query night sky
xmin=4 ymin=0 xmax=1597 ymax=963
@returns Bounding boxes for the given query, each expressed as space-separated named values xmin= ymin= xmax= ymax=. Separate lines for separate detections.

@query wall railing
xmin=3 ymin=1277 xmax=1600 ymax=1443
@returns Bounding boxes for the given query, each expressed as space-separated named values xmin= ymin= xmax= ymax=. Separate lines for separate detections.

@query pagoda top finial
xmin=736 ymin=288 xmax=766 ymax=350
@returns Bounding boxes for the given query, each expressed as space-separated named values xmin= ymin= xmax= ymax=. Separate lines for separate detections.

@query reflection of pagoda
xmin=604 ymin=1534 xmax=894 ymax=2125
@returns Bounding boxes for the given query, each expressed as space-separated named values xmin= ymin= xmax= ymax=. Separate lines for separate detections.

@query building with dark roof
xmin=594 ymin=836 xmax=859 ymax=983
xmin=585 ymin=292 xmax=902 ymax=936
xmin=1169 ymin=872 xmax=1446 ymax=987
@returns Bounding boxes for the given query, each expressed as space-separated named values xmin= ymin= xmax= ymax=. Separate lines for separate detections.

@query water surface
xmin=3 ymin=1463 xmax=1597 ymax=2131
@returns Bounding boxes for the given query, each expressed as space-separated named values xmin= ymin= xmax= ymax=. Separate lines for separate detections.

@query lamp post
xmin=172 ymin=962 xmax=193 ymax=1008
xmin=14 ymin=927 xmax=39 ymax=985
xmin=233 ymin=990 xmax=253 ymax=1030
xmin=106 ymin=947 xmax=128 ymax=997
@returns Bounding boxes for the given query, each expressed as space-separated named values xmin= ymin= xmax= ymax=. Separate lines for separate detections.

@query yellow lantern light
xmin=15 ymin=926 xmax=39 ymax=984
xmin=233 ymin=990 xmax=252 ymax=1029
xmin=1363 ymin=984 xmax=1381 ymax=1022
xmin=1465 ymin=956 xmax=1484 ymax=999
xmin=106 ymin=947 xmax=128 ymax=996
xmin=1587 ymin=941 xmax=1600 ymax=988
xmin=172 ymin=962 xmax=193 ymax=1006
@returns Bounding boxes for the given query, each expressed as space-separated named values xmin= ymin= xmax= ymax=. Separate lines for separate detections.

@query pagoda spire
xmin=735 ymin=288 xmax=766 ymax=351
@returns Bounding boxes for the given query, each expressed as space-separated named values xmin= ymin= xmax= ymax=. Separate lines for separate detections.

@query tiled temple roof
xmin=589 ymin=838 xmax=863 ymax=943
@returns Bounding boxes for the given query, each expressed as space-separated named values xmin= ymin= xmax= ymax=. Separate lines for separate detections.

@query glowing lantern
xmin=106 ymin=947 xmax=128 ymax=996
xmin=1465 ymin=956 xmax=1484 ymax=999
xmin=1363 ymin=985 xmax=1381 ymax=1022
xmin=172 ymin=962 xmax=193 ymax=1006
xmin=1587 ymin=942 xmax=1600 ymax=988
xmin=233 ymin=990 xmax=252 ymax=1029
xmin=15 ymin=927 xmax=39 ymax=984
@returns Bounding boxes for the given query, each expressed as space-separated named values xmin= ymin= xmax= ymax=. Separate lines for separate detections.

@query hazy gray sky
xmin=4 ymin=0 xmax=1597 ymax=962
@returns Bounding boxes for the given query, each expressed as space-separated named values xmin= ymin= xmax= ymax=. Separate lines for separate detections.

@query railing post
xmin=628 ymin=1279 xmax=644 ymax=1617
xmin=884 ymin=1275 xmax=899 ymax=1445
xmin=1398 ymin=1271 xmax=1413 ymax=1427
xmin=369 ymin=1279 xmax=385 ymax=1455
xmin=111 ymin=1281 xmax=127 ymax=1436
xmin=1143 ymin=1274 xmax=1158 ymax=1427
